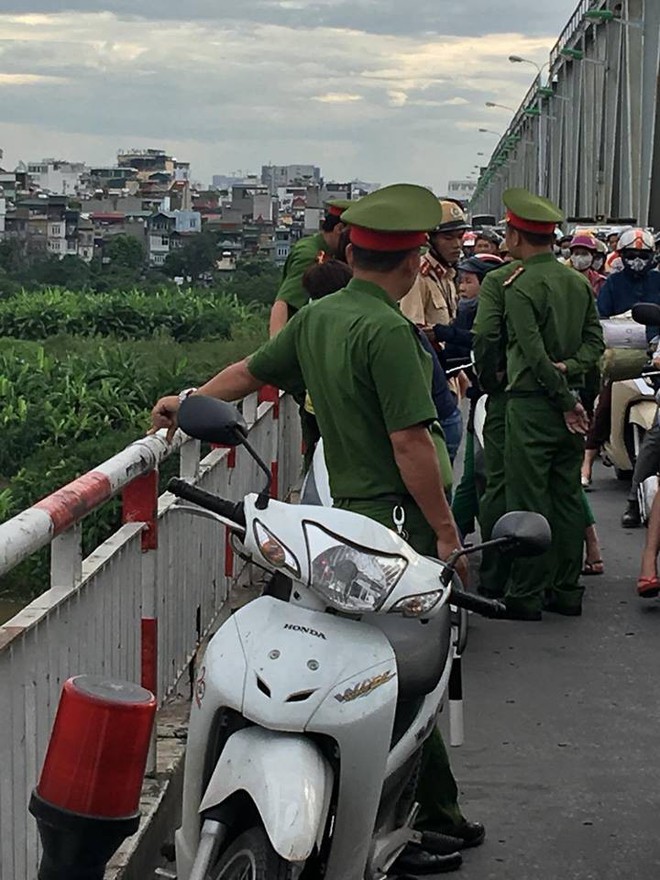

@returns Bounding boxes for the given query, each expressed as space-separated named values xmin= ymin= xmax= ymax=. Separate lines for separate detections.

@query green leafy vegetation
xmin=0 ymin=231 xmax=282 ymax=604
xmin=0 ymin=286 xmax=262 ymax=342
xmin=0 ymin=294 xmax=269 ymax=600
xmin=0 ymin=330 xmax=268 ymax=598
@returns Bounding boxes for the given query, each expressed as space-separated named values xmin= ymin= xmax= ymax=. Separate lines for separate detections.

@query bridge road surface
xmin=446 ymin=463 xmax=660 ymax=880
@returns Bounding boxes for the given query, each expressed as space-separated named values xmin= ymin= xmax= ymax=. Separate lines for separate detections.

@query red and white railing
xmin=0 ymin=390 xmax=302 ymax=880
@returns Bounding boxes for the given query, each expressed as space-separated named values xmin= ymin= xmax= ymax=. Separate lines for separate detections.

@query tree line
xmin=0 ymin=231 xmax=282 ymax=305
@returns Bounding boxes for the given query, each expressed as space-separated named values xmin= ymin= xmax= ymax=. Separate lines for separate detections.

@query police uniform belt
xmin=340 ymin=493 xmax=413 ymax=504
xmin=506 ymin=388 xmax=582 ymax=398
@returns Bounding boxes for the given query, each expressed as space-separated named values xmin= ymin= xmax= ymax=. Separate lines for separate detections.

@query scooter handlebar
xmin=168 ymin=478 xmax=246 ymax=527
xmin=449 ymin=587 xmax=507 ymax=619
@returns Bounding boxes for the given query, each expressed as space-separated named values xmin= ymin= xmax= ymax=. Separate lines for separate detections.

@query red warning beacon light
xmin=30 ymin=676 xmax=157 ymax=880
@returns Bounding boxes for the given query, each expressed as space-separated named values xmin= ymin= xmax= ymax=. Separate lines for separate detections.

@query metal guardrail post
xmin=122 ymin=469 xmax=159 ymax=774
xmin=242 ymin=392 xmax=258 ymax=427
xmin=258 ymin=386 xmax=281 ymax=498
xmin=50 ymin=524 xmax=83 ymax=591
xmin=180 ymin=438 xmax=201 ymax=481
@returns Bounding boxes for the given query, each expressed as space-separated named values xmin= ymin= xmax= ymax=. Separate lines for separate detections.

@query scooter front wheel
xmin=210 ymin=826 xmax=298 ymax=880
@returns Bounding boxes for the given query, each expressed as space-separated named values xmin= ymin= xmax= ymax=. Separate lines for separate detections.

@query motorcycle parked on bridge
xmin=600 ymin=314 xmax=657 ymax=479
xmin=301 ymin=354 xmax=478 ymax=709
xmin=167 ymin=395 xmax=550 ymax=880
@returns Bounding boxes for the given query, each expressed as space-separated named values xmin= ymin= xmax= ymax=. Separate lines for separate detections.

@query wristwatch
xmin=178 ymin=387 xmax=198 ymax=405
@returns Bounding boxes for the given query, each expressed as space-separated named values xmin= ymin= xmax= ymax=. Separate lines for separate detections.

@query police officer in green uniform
xmin=151 ymin=184 xmax=485 ymax=873
xmin=500 ymin=189 xmax=604 ymax=619
xmin=268 ymin=199 xmax=352 ymax=337
xmin=270 ymin=198 xmax=352 ymax=467
xmin=472 ymin=259 xmax=522 ymax=597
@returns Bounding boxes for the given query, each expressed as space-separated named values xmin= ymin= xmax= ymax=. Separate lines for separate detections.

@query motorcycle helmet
xmin=433 ymin=201 xmax=471 ymax=233
xmin=475 ymin=228 xmax=502 ymax=246
xmin=618 ymin=228 xmax=655 ymax=251
xmin=618 ymin=228 xmax=655 ymax=275
xmin=457 ymin=254 xmax=504 ymax=281
xmin=569 ymin=233 xmax=598 ymax=272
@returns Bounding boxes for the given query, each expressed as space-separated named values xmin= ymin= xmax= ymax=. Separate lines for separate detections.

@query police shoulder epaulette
xmin=420 ymin=260 xmax=432 ymax=277
xmin=503 ymin=266 xmax=525 ymax=288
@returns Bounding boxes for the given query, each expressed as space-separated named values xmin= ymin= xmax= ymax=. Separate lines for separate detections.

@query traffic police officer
xmin=268 ymin=199 xmax=352 ymax=337
xmin=400 ymin=200 xmax=471 ymax=326
xmin=150 ymin=183 xmax=484 ymax=872
xmin=500 ymin=189 xmax=604 ymax=619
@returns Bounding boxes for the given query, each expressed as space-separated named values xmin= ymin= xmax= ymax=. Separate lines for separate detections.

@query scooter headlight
xmin=304 ymin=522 xmax=407 ymax=612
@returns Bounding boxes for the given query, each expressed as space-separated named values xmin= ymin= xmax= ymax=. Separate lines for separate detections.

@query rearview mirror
xmin=491 ymin=511 xmax=551 ymax=558
xmin=178 ymin=396 xmax=248 ymax=446
xmin=632 ymin=303 xmax=660 ymax=327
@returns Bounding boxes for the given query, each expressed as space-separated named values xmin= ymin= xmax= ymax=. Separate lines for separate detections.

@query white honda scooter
xmin=169 ymin=396 xmax=550 ymax=880
xmin=601 ymin=314 xmax=657 ymax=479
xmin=627 ymin=303 xmax=660 ymax=524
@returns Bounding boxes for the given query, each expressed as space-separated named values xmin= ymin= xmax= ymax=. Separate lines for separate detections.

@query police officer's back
xmin=499 ymin=189 xmax=604 ymax=620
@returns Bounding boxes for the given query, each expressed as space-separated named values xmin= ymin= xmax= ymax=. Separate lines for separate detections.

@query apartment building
xmin=25 ymin=159 xmax=86 ymax=196
xmin=147 ymin=209 xmax=202 ymax=266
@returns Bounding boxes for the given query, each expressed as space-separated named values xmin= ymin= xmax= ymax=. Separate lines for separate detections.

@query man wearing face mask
xmin=582 ymin=229 xmax=660 ymax=488
xmin=597 ymin=229 xmax=660 ymax=318
xmin=569 ymin=233 xmax=606 ymax=296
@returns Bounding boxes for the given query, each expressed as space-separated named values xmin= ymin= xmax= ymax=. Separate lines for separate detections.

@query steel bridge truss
xmin=471 ymin=0 xmax=660 ymax=228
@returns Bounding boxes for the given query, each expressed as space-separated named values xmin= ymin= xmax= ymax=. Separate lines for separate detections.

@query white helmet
xmin=617 ymin=228 xmax=655 ymax=252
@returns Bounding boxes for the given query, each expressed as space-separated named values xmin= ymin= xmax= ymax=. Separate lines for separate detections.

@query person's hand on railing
xmin=148 ymin=395 xmax=181 ymax=443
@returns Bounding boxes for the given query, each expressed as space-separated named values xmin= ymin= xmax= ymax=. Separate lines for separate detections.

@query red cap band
xmin=349 ymin=227 xmax=427 ymax=252
xmin=327 ymin=205 xmax=345 ymax=218
xmin=506 ymin=210 xmax=557 ymax=235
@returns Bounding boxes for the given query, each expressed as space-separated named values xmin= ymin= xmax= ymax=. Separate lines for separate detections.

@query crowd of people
xmin=149 ymin=183 xmax=660 ymax=874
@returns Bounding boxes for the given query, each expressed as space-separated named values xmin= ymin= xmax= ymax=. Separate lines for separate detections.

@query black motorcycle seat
xmin=363 ymin=606 xmax=452 ymax=701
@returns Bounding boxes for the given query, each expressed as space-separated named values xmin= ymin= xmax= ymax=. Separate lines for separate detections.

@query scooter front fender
xmin=199 ymin=726 xmax=334 ymax=862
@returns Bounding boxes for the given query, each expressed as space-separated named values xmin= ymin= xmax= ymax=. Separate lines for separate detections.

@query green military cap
xmin=503 ymin=188 xmax=564 ymax=233
xmin=342 ymin=184 xmax=443 ymax=251
xmin=325 ymin=198 xmax=354 ymax=218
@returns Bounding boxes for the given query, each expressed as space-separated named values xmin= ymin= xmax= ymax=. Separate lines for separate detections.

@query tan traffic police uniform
xmin=400 ymin=200 xmax=471 ymax=325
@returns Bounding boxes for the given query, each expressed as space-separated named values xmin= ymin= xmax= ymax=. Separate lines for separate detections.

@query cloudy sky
xmin=0 ymin=1 xmax=578 ymax=191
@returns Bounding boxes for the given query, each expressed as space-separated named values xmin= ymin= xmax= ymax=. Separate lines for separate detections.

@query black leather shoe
xmin=447 ymin=820 xmax=486 ymax=849
xmin=393 ymin=843 xmax=463 ymax=874
xmin=544 ymin=600 xmax=582 ymax=617
xmin=622 ymin=500 xmax=641 ymax=528
xmin=418 ymin=830 xmax=465 ymax=854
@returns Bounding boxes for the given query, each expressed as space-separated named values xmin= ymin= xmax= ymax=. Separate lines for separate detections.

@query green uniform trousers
xmin=504 ymin=397 xmax=585 ymax=613
xmin=335 ymin=496 xmax=464 ymax=831
xmin=452 ymin=431 xmax=479 ymax=538
xmin=477 ymin=393 xmax=509 ymax=596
